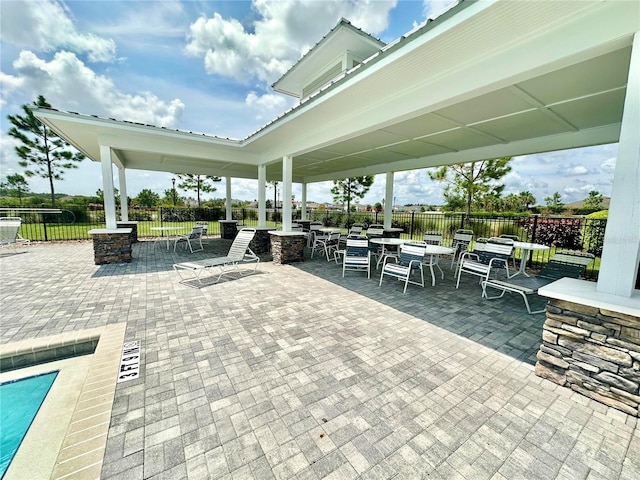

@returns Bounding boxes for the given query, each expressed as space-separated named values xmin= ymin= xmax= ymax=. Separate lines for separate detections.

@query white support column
xmin=225 ymin=177 xmax=232 ymax=220
xmin=301 ymin=183 xmax=308 ymax=221
xmin=282 ymin=156 xmax=293 ymax=231
xmin=118 ymin=166 xmax=128 ymax=222
xmin=384 ymin=172 xmax=394 ymax=229
xmin=258 ymin=164 xmax=267 ymax=227
xmin=597 ymin=32 xmax=640 ymax=297
xmin=99 ymin=144 xmax=117 ymax=229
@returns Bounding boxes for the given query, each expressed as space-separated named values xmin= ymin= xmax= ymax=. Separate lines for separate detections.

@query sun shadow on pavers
xmin=292 ymin=254 xmax=545 ymax=365
xmin=90 ymin=239 xmax=272 ymax=278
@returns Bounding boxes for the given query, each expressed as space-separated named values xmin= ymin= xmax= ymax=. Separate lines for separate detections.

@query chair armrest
xmin=459 ymin=252 xmax=478 ymax=263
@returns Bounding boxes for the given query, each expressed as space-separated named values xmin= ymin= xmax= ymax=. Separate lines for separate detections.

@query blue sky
xmin=0 ymin=0 xmax=617 ymax=207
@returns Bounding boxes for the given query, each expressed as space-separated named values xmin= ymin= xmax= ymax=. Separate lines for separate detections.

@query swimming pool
xmin=0 ymin=371 xmax=58 ymax=478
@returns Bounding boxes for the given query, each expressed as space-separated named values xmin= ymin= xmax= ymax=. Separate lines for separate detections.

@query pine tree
xmin=7 ymin=96 xmax=85 ymax=207
xmin=428 ymin=158 xmax=512 ymax=217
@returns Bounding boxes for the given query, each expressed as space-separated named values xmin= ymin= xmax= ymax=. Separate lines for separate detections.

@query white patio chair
xmin=311 ymin=231 xmax=340 ymax=261
xmin=174 ymin=225 xmax=204 ymax=253
xmin=447 ymin=229 xmax=474 ymax=269
xmin=342 ymin=236 xmax=371 ymax=278
xmin=173 ymin=228 xmax=259 ymax=286
xmin=456 ymin=239 xmax=514 ymax=289
xmin=379 ymin=243 xmax=426 ymax=293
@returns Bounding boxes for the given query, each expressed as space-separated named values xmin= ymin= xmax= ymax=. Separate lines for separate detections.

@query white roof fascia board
xmin=301 ymin=123 xmax=621 ymax=183
xmin=251 ymin=1 xmax=635 ymax=164
xmin=96 ymin=133 xmax=260 ymax=165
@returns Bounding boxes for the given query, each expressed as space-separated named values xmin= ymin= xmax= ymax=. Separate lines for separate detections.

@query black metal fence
xmin=3 ymin=206 xmax=606 ymax=276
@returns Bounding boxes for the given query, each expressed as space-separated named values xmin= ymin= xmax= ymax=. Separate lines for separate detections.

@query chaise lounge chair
xmin=173 ymin=228 xmax=259 ymax=286
xmin=481 ymin=251 xmax=594 ymax=313
xmin=0 ymin=217 xmax=30 ymax=253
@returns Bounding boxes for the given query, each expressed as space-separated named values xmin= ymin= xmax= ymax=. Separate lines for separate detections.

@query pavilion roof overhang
xmin=34 ymin=0 xmax=638 ymax=184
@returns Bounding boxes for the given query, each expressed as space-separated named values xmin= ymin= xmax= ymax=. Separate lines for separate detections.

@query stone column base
xmin=89 ymin=229 xmax=133 ymax=265
xmin=270 ymin=232 xmax=306 ymax=264
xmin=535 ymin=299 xmax=640 ymax=416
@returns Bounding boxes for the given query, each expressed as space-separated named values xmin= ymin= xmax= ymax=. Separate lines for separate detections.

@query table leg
xmin=514 ymin=248 xmax=530 ymax=277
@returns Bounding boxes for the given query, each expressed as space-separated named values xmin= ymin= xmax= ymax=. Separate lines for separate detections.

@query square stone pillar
xmin=269 ymin=232 xmax=306 ymax=264
xmin=88 ymin=229 xmax=132 ymax=265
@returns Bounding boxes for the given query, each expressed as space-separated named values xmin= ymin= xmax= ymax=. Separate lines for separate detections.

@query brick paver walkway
xmin=1 ymin=240 xmax=638 ymax=479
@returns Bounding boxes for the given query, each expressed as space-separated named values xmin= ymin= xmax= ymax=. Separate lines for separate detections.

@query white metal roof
xmin=34 ymin=0 xmax=638 ymax=184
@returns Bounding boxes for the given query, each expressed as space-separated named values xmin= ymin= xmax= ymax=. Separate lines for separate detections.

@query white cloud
xmin=0 ymin=0 xmax=116 ymax=62
xmin=185 ymin=0 xmax=396 ymax=85
xmin=2 ymin=50 xmax=184 ymax=127
xmin=245 ymin=91 xmax=296 ymax=123
xmin=422 ymin=0 xmax=457 ymax=20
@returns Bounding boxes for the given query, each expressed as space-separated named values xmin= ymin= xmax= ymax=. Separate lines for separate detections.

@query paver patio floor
xmin=1 ymin=239 xmax=638 ymax=479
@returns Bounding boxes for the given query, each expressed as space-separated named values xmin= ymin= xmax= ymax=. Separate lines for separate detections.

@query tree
xmin=583 ymin=190 xmax=603 ymax=210
xmin=518 ymin=191 xmax=536 ymax=210
xmin=373 ymin=202 xmax=383 ymax=213
xmin=428 ymin=157 xmax=512 ymax=217
xmin=7 ymin=96 xmax=85 ymax=207
xmin=0 ymin=174 xmax=30 ymax=206
xmin=331 ymin=176 xmax=374 ymax=218
xmin=96 ymin=188 xmax=120 ymax=206
xmin=544 ymin=192 xmax=565 ymax=214
xmin=134 ymin=189 xmax=160 ymax=207
xmin=175 ymin=174 xmax=221 ymax=207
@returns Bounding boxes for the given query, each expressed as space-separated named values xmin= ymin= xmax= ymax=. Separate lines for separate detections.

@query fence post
xmin=410 ymin=211 xmax=415 ymax=239
xmin=529 ymin=214 xmax=539 ymax=267
xmin=460 ymin=213 xmax=465 ymax=230
xmin=42 ymin=212 xmax=49 ymax=241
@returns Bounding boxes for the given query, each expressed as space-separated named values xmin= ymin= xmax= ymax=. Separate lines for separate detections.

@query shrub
xmin=517 ymin=216 xmax=583 ymax=249
xmin=582 ymin=210 xmax=607 ymax=256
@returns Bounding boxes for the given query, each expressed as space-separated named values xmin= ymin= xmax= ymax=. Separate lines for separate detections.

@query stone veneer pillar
xmin=116 ymin=221 xmax=138 ymax=243
xmin=219 ymin=220 xmax=238 ymax=239
xmin=536 ymin=298 xmax=640 ymax=416
xmin=88 ymin=228 xmax=132 ymax=265
xmin=251 ymin=227 xmax=276 ymax=255
xmin=269 ymin=232 xmax=306 ymax=264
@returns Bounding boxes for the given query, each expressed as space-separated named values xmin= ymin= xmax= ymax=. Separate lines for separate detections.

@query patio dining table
xmin=424 ymin=244 xmax=454 ymax=286
xmin=370 ymin=237 xmax=406 ymax=269
xmin=150 ymin=226 xmax=183 ymax=251
xmin=512 ymin=241 xmax=550 ymax=277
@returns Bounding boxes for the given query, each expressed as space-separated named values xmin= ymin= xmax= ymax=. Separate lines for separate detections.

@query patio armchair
xmin=174 ymin=225 xmax=204 ymax=253
xmin=455 ymin=239 xmax=513 ymax=289
xmin=499 ymin=234 xmax=520 ymax=268
xmin=0 ymin=217 xmax=30 ymax=253
xmin=311 ymin=231 xmax=340 ymax=261
xmin=366 ymin=224 xmax=388 ymax=262
xmin=173 ymin=228 xmax=259 ymax=286
xmin=423 ymin=232 xmax=443 ymax=245
xmin=379 ymin=242 xmax=426 ymax=293
xmin=482 ymin=251 xmax=594 ymax=313
xmin=446 ymin=229 xmax=474 ymax=269
xmin=342 ymin=236 xmax=371 ymax=278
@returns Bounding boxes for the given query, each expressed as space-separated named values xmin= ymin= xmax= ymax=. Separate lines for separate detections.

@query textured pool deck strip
xmin=49 ymin=323 xmax=126 ymax=480
xmin=1 ymin=241 xmax=639 ymax=479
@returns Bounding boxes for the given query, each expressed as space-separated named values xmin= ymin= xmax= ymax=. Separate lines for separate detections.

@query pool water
xmin=0 ymin=371 xmax=58 ymax=478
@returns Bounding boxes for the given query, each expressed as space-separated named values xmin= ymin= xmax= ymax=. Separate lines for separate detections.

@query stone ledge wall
xmin=271 ymin=235 xmax=305 ymax=264
xmin=536 ymin=299 xmax=640 ymax=416
xmin=92 ymin=232 xmax=132 ymax=265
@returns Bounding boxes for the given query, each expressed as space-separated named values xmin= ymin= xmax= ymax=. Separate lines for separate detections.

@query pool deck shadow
xmin=1 ymin=241 xmax=638 ymax=480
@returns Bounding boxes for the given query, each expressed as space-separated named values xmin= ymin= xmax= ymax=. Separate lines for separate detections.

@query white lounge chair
xmin=482 ymin=252 xmax=594 ymax=313
xmin=173 ymin=228 xmax=259 ymax=286
xmin=0 ymin=217 xmax=30 ymax=253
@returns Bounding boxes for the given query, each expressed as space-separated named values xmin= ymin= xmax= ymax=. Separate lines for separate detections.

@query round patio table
xmin=150 ymin=226 xmax=183 ymax=251
xmin=513 ymin=241 xmax=550 ymax=276
xmin=424 ymin=244 xmax=454 ymax=286
xmin=370 ymin=237 xmax=406 ymax=269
